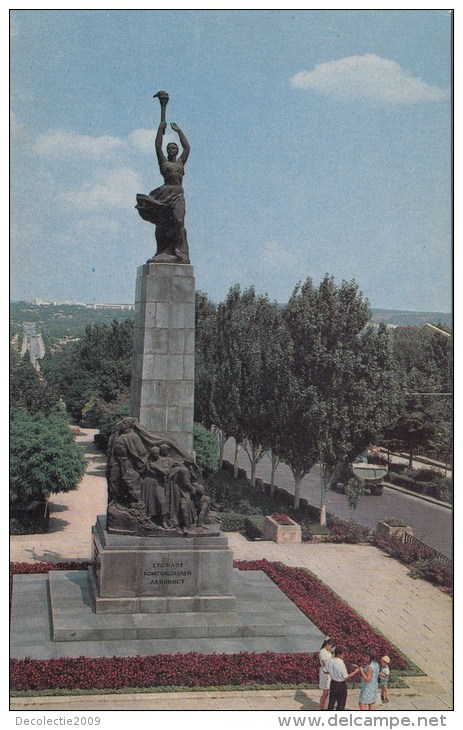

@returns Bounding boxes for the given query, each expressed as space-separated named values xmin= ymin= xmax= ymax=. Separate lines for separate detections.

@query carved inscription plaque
xmin=139 ymin=553 xmax=197 ymax=595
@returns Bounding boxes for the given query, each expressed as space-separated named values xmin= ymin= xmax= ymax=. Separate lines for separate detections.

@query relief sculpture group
xmin=106 ymin=417 xmax=218 ymax=536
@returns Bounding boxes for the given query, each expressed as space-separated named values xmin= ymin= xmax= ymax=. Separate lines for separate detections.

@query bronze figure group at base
xmin=106 ymin=417 xmax=219 ymax=536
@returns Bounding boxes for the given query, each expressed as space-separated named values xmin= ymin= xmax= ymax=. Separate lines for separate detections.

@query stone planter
xmin=376 ymin=520 xmax=413 ymax=540
xmin=262 ymin=515 xmax=302 ymax=544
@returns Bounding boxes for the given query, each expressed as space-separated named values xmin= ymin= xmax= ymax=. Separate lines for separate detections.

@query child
xmin=379 ymin=656 xmax=390 ymax=703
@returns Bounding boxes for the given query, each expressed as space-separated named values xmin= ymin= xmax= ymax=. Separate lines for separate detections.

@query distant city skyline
xmin=10 ymin=10 xmax=452 ymax=312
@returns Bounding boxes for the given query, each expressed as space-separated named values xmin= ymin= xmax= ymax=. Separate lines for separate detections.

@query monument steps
xmin=49 ymin=569 xmax=287 ymax=642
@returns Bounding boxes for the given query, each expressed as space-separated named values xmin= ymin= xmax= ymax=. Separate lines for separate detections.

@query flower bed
xmin=271 ymin=513 xmax=293 ymax=525
xmin=263 ymin=515 xmax=302 ymax=543
xmin=10 ymin=560 xmax=414 ymax=692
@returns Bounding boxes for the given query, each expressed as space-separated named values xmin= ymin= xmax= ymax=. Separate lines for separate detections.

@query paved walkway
xmin=10 ymin=431 xmax=453 ymax=712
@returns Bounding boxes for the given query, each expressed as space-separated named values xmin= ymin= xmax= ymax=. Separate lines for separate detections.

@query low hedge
xmin=387 ymin=472 xmax=452 ymax=502
xmin=244 ymin=515 xmax=264 ymax=540
xmin=219 ymin=512 xmax=249 ymax=532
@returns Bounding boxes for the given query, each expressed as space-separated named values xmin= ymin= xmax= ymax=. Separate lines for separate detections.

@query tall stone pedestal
xmin=90 ymin=516 xmax=235 ymax=615
xmin=131 ymin=262 xmax=195 ymax=453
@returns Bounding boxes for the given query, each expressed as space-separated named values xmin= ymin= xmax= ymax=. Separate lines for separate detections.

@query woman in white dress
xmin=318 ymin=638 xmax=335 ymax=710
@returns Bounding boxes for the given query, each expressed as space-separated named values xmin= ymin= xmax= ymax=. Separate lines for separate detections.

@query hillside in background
xmin=10 ymin=301 xmax=452 ymax=349
xmin=370 ymin=308 xmax=452 ymax=328
xmin=10 ymin=302 xmax=135 ymax=348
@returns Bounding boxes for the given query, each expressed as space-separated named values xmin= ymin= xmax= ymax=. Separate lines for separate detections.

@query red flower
xmin=10 ymin=560 xmax=411 ymax=691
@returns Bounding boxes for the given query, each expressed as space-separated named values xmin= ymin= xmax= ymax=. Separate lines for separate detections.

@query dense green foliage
xmin=380 ymin=325 xmax=452 ymax=467
xmin=10 ymin=410 xmax=87 ymax=506
xmin=213 ymin=286 xmax=293 ymax=486
xmin=279 ymin=275 xmax=396 ymax=513
xmin=244 ymin=515 xmax=264 ymax=540
xmin=344 ymin=476 xmax=366 ymax=511
xmin=193 ymin=423 xmax=219 ymax=475
xmin=194 ymin=291 xmax=217 ymax=428
xmin=93 ymin=400 xmax=132 ymax=452
xmin=387 ymin=470 xmax=451 ymax=503
xmin=10 ymin=349 xmax=60 ymax=415
xmin=41 ymin=319 xmax=133 ymax=422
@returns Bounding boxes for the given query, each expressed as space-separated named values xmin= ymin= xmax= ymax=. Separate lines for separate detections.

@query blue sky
xmin=10 ymin=9 xmax=452 ymax=311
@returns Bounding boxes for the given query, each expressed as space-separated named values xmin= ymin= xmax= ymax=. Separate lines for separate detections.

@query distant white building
xmin=31 ymin=298 xmax=134 ymax=310
xmin=89 ymin=303 xmax=135 ymax=311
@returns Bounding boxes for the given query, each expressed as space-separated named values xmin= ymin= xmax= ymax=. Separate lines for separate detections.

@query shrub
xmin=238 ymin=499 xmax=263 ymax=515
xmin=374 ymin=534 xmax=419 ymax=565
xmin=300 ymin=519 xmax=313 ymax=542
xmin=219 ymin=512 xmax=248 ymax=532
xmin=9 ymin=410 xmax=87 ymax=508
xmin=244 ymin=515 xmax=264 ymax=540
xmin=9 ymin=503 xmax=49 ymax=535
xmin=193 ymin=423 xmax=219 ymax=475
xmin=327 ymin=518 xmax=372 ymax=544
xmin=374 ymin=534 xmax=453 ymax=589
xmin=408 ymin=559 xmax=453 ymax=589
xmin=383 ymin=516 xmax=408 ymax=527
xmin=413 ymin=468 xmax=441 ymax=482
xmin=387 ymin=470 xmax=452 ymax=503
xmin=95 ymin=401 xmax=131 ymax=452
xmin=432 ymin=480 xmax=452 ymax=503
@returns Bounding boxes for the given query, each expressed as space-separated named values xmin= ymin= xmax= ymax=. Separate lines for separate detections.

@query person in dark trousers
xmin=324 ymin=646 xmax=360 ymax=710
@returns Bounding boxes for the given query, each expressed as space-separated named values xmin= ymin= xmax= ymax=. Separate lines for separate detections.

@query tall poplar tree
xmin=280 ymin=275 xmax=395 ymax=520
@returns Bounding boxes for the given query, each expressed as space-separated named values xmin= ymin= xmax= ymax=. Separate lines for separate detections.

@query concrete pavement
xmin=10 ymin=431 xmax=453 ymax=711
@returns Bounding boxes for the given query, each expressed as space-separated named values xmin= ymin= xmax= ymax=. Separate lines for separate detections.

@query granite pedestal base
xmin=11 ymin=569 xmax=325 ymax=658
xmin=11 ymin=522 xmax=328 ymax=657
xmin=91 ymin=516 xmax=233 ymax=614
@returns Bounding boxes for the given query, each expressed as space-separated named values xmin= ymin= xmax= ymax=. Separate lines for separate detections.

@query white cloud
xmin=60 ymin=167 xmax=143 ymax=212
xmin=290 ymin=54 xmax=449 ymax=104
xmin=128 ymin=128 xmax=154 ymax=154
xmin=34 ymin=129 xmax=127 ymax=158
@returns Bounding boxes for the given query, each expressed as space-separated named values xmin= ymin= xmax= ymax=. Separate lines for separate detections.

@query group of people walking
xmin=318 ymin=639 xmax=390 ymax=711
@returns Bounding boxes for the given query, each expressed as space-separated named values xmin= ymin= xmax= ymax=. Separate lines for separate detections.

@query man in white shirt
xmin=324 ymin=646 xmax=360 ymax=710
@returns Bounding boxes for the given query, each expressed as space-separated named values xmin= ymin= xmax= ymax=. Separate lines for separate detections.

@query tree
xmin=212 ymin=285 xmax=247 ymax=467
xmin=41 ymin=319 xmax=134 ymax=423
xmin=385 ymin=367 xmax=438 ymax=469
xmin=10 ymin=348 xmax=60 ymax=415
xmin=193 ymin=422 xmax=219 ymax=476
xmin=194 ymin=291 xmax=217 ymax=428
xmin=10 ymin=409 xmax=87 ymax=506
xmin=237 ymin=291 xmax=292 ymax=487
xmin=212 ymin=286 xmax=292 ymax=486
xmin=388 ymin=324 xmax=452 ymax=464
xmin=281 ymin=275 xmax=395 ymax=521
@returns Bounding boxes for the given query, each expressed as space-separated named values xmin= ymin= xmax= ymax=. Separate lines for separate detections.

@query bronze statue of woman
xmin=136 ymin=91 xmax=190 ymax=263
